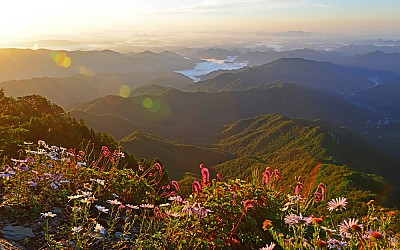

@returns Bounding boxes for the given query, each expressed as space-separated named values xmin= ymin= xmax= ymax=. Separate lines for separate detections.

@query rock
xmin=52 ymin=208 xmax=62 ymax=215
xmin=0 ymin=225 xmax=34 ymax=241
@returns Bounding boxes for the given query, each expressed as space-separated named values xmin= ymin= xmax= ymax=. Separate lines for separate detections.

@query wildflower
xmin=25 ymin=157 xmax=35 ymax=164
xmin=273 ymin=169 xmax=281 ymax=182
xmin=327 ymin=237 xmax=348 ymax=248
xmin=171 ymin=180 xmax=180 ymax=192
xmin=138 ymin=165 xmax=144 ymax=171
xmin=83 ymin=183 xmax=92 ymax=190
xmin=316 ymin=240 xmax=327 ymax=248
xmin=367 ymin=200 xmax=375 ymax=205
xmin=159 ymin=203 xmax=170 ymax=207
xmin=107 ymin=199 xmax=121 ymax=205
xmin=126 ymin=204 xmax=140 ymax=210
xmin=317 ymin=183 xmax=326 ymax=200
xmin=294 ymin=181 xmax=303 ymax=195
xmin=370 ymin=231 xmax=384 ymax=239
xmin=263 ymin=167 xmax=271 ymax=184
xmin=168 ymin=195 xmax=183 ymax=203
xmin=201 ymin=167 xmax=210 ymax=184
xmin=216 ymin=173 xmax=222 ymax=181
xmin=321 ymin=226 xmax=337 ymax=233
xmin=68 ymin=194 xmax=84 ymax=201
xmin=90 ymin=179 xmax=105 ymax=186
xmin=19 ymin=164 xmax=29 ymax=171
xmin=80 ymin=198 xmax=96 ymax=204
xmin=262 ymin=220 xmax=273 ymax=230
xmin=165 ymin=211 xmax=180 ymax=218
xmin=140 ymin=204 xmax=155 ymax=209
xmin=243 ymin=200 xmax=255 ymax=211
xmin=26 ymin=181 xmax=37 ymax=187
xmin=259 ymin=242 xmax=276 ymax=250
xmin=38 ymin=140 xmax=47 ymax=147
xmin=101 ymin=146 xmax=111 ymax=157
xmin=77 ymin=162 xmax=86 ymax=167
xmin=94 ymin=223 xmax=106 ymax=235
xmin=339 ymin=218 xmax=363 ymax=235
xmin=327 ymin=197 xmax=347 ymax=212
xmin=41 ymin=212 xmax=57 ymax=218
xmin=192 ymin=180 xmax=202 ymax=195
xmin=154 ymin=163 xmax=163 ymax=175
xmin=312 ymin=217 xmax=323 ymax=224
xmin=314 ymin=191 xmax=322 ymax=203
xmin=95 ymin=205 xmax=109 ymax=213
xmin=81 ymin=191 xmax=93 ymax=197
xmin=50 ymin=182 xmax=58 ymax=190
xmin=284 ymin=213 xmax=312 ymax=226
xmin=72 ymin=226 xmax=83 ymax=234
xmin=387 ymin=211 xmax=395 ymax=217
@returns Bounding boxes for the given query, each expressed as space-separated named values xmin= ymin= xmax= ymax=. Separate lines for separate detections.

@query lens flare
xmin=141 ymin=97 xmax=162 ymax=113
xmin=142 ymin=97 xmax=153 ymax=109
xmin=119 ymin=85 xmax=131 ymax=98
xmin=49 ymin=51 xmax=72 ymax=68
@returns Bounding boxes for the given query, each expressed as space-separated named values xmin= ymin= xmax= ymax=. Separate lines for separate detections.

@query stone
xmin=0 ymin=225 xmax=34 ymax=241
xmin=52 ymin=208 xmax=63 ymax=215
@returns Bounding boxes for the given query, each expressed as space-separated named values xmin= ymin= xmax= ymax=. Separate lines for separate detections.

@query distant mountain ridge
xmin=69 ymin=82 xmax=377 ymax=142
xmin=0 ymin=72 xmax=193 ymax=106
xmin=0 ymin=48 xmax=200 ymax=82
xmin=186 ymin=58 xmax=373 ymax=94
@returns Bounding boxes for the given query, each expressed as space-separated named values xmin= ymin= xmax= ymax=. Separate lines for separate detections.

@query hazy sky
xmin=1 ymin=0 xmax=399 ymax=46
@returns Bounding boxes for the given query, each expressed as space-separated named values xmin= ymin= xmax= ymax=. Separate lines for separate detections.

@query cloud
xmin=160 ymin=0 xmax=317 ymax=14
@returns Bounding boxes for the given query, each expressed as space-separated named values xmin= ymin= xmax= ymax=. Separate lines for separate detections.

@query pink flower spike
xmin=294 ymin=182 xmax=303 ymax=195
xmin=154 ymin=163 xmax=163 ymax=175
xmin=243 ymin=200 xmax=255 ymax=211
xmin=263 ymin=167 xmax=271 ymax=184
xmin=318 ymin=183 xmax=327 ymax=200
xmin=171 ymin=180 xmax=180 ymax=192
xmin=273 ymin=169 xmax=281 ymax=182
xmin=201 ymin=167 xmax=210 ymax=184
xmin=192 ymin=180 xmax=202 ymax=195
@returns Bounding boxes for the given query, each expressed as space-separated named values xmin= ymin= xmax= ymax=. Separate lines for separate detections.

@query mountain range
xmin=186 ymin=58 xmax=373 ymax=94
xmin=2 ymin=46 xmax=400 ymax=207
xmin=0 ymin=49 xmax=199 ymax=82
xmin=69 ymin=82 xmax=376 ymax=142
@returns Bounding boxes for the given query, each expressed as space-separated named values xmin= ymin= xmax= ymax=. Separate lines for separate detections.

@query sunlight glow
xmin=0 ymin=0 xmax=399 ymax=46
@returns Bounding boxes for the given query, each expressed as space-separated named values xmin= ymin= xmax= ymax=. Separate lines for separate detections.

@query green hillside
xmin=211 ymin=114 xmax=400 ymax=206
xmin=0 ymin=89 xmax=133 ymax=167
xmin=120 ymin=131 xmax=234 ymax=179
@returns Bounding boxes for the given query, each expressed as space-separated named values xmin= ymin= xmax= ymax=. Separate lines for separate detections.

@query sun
xmin=0 ymin=1 xmax=39 ymax=43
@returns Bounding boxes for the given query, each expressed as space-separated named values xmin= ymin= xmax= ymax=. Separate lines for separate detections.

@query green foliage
xmin=0 ymin=94 xmax=137 ymax=170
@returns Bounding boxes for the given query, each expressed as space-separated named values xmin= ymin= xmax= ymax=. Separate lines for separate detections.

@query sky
xmin=1 ymin=0 xmax=399 ymax=48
